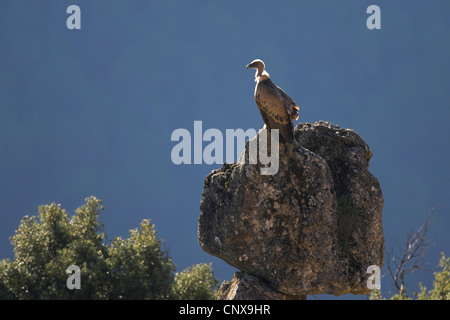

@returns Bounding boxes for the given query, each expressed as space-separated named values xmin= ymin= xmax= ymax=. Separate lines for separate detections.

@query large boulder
xmin=198 ymin=121 xmax=384 ymax=297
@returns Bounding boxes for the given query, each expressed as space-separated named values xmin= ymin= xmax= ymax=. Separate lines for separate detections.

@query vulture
xmin=246 ymin=59 xmax=299 ymax=144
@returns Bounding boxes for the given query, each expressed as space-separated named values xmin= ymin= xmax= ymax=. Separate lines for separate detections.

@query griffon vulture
xmin=246 ymin=59 xmax=299 ymax=143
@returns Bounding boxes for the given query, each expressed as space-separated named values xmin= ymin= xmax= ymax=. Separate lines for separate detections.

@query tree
xmin=0 ymin=196 xmax=219 ymax=299
xmin=415 ymin=253 xmax=450 ymax=300
xmin=107 ymin=219 xmax=175 ymax=299
xmin=369 ymin=207 xmax=448 ymax=300
xmin=171 ymin=263 xmax=219 ymax=300
xmin=369 ymin=253 xmax=449 ymax=300
xmin=386 ymin=208 xmax=435 ymax=292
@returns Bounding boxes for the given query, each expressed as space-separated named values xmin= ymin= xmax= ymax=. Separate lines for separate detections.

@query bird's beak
xmin=246 ymin=63 xmax=252 ymax=69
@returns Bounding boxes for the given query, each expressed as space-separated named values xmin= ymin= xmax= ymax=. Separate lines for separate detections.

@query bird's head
xmin=246 ymin=59 xmax=268 ymax=81
xmin=246 ymin=59 xmax=265 ymax=72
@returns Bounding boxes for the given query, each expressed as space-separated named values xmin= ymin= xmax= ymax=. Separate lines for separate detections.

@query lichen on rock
xmin=198 ymin=121 xmax=384 ymax=298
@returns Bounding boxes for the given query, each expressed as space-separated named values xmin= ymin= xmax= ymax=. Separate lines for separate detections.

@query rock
xmin=295 ymin=121 xmax=384 ymax=291
xmin=216 ymin=271 xmax=307 ymax=300
xmin=198 ymin=121 xmax=384 ymax=297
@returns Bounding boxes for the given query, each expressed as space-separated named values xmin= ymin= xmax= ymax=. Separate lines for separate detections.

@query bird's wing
xmin=275 ymin=85 xmax=299 ymax=120
xmin=255 ymin=80 xmax=294 ymax=143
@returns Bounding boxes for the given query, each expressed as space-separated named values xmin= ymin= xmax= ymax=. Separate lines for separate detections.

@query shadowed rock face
xmin=215 ymin=271 xmax=306 ymax=300
xmin=198 ymin=121 xmax=384 ymax=297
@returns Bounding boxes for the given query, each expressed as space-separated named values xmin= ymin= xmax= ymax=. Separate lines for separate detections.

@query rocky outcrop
xmin=216 ymin=272 xmax=306 ymax=300
xmin=198 ymin=121 xmax=384 ymax=298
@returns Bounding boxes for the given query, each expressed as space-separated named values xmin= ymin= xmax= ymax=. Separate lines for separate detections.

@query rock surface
xmin=216 ymin=271 xmax=306 ymax=300
xmin=198 ymin=121 xmax=384 ymax=297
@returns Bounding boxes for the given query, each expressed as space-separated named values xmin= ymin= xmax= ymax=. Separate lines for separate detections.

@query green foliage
xmin=367 ymin=288 xmax=383 ymax=300
xmin=108 ymin=220 xmax=175 ymax=299
xmin=0 ymin=197 xmax=218 ymax=300
xmin=369 ymin=253 xmax=449 ymax=300
xmin=415 ymin=253 xmax=450 ymax=300
xmin=390 ymin=287 xmax=412 ymax=300
xmin=171 ymin=263 xmax=219 ymax=300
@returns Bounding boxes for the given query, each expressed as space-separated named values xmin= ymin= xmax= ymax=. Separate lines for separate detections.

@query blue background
xmin=0 ymin=1 xmax=449 ymax=299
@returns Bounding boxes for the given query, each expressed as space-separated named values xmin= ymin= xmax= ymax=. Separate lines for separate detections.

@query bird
xmin=246 ymin=59 xmax=299 ymax=144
